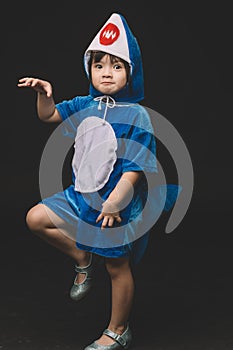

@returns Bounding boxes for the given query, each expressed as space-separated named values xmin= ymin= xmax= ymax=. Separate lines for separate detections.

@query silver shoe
xmin=84 ymin=324 xmax=132 ymax=350
xmin=70 ymin=254 xmax=94 ymax=301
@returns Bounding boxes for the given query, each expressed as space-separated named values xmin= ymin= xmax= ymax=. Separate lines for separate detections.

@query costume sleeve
xmin=55 ymin=96 xmax=91 ymax=138
xmin=122 ymin=110 xmax=157 ymax=174
xmin=56 ymin=96 xmax=83 ymax=121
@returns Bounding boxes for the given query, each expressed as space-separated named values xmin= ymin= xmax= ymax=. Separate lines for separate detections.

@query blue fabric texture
xmin=41 ymin=13 xmax=181 ymax=263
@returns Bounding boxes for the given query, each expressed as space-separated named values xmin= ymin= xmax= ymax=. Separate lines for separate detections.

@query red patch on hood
xmin=99 ymin=23 xmax=120 ymax=45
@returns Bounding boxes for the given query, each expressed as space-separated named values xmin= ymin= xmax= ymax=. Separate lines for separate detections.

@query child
xmin=18 ymin=13 xmax=178 ymax=350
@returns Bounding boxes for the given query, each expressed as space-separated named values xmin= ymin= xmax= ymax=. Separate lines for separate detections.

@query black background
xmin=1 ymin=1 xmax=232 ymax=349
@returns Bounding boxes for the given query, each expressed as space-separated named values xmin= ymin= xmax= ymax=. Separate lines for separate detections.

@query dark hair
xmin=88 ymin=51 xmax=131 ymax=82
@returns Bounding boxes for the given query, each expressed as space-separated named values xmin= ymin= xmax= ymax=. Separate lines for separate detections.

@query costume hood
xmin=84 ymin=13 xmax=144 ymax=102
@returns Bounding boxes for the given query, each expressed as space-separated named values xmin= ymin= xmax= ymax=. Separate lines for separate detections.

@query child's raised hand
xmin=17 ymin=77 xmax=52 ymax=98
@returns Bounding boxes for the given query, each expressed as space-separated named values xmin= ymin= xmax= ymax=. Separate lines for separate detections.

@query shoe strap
xmin=75 ymin=266 xmax=87 ymax=273
xmin=75 ymin=254 xmax=93 ymax=273
xmin=103 ymin=329 xmax=127 ymax=348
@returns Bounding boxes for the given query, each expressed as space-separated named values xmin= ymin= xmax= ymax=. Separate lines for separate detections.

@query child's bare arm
xmin=96 ymin=171 xmax=142 ymax=230
xmin=18 ymin=77 xmax=62 ymax=123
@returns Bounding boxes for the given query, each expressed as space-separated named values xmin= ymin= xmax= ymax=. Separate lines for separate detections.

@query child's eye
xmin=94 ymin=64 xmax=102 ymax=69
xmin=113 ymin=64 xmax=123 ymax=70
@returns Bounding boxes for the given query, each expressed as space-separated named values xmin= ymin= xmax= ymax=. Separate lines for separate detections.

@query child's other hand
xmin=17 ymin=77 xmax=52 ymax=98
xmin=96 ymin=201 xmax=122 ymax=230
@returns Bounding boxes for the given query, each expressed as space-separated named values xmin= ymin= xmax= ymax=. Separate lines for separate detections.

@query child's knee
xmin=26 ymin=204 xmax=46 ymax=232
xmin=105 ymin=257 xmax=130 ymax=277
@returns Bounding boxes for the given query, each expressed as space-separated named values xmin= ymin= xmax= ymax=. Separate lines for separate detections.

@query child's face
xmin=91 ymin=54 xmax=127 ymax=95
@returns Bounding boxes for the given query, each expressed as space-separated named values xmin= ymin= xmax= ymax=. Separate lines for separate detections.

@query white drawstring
xmin=94 ymin=95 xmax=116 ymax=121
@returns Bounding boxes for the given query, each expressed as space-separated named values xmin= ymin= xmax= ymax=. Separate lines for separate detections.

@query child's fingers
xmin=17 ymin=77 xmax=33 ymax=87
xmin=30 ymin=79 xmax=39 ymax=87
xmin=96 ymin=212 xmax=122 ymax=230
xmin=46 ymin=86 xmax=52 ymax=97
xmin=18 ymin=78 xmax=52 ymax=97
xmin=115 ymin=216 xmax=122 ymax=223
xmin=96 ymin=213 xmax=103 ymax=223
xmin=107 ymin=217 xmax=114 ymax=227
xmin=31 ymin=80 xmax=52 ymax=97
xmin=18 ymin=77 xmax=30 ymax=83
xmin=101 ymin=216 xmax=109 ymax=230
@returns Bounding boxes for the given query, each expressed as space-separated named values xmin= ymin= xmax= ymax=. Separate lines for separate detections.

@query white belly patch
xmin=72 ymin=116 xmax=118 ymax=193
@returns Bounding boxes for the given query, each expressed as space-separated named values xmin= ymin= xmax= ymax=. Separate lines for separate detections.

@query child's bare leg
xmin=96 ymin=257 xmax=134 ymax=346
xmin=26 ymin=203 xmax=90 ymax=282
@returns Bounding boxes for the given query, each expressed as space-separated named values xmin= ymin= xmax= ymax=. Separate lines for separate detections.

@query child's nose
xmin=102 ymin=66 xmax=112 ymax=77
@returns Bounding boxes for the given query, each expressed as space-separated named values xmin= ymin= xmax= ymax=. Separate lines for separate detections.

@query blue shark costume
xmin=41 ymin=13 xmax=180 ymax=263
